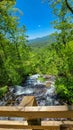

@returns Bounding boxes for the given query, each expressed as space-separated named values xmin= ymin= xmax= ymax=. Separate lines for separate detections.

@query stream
xmin=0 ymin=74 xmax=67 ymax=121
xmin=0 ymin=74 xmax=63 ymax=106
xmin=14 ymin=74 xmax=60 ymax=106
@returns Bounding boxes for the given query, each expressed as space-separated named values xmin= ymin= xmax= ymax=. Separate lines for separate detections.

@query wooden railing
xmin=0 ymin=96 xmax=73 ymax=130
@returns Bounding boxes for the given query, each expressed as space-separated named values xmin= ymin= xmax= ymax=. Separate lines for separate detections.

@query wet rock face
xmin=0 ymin=74 xmax=63 ymax=106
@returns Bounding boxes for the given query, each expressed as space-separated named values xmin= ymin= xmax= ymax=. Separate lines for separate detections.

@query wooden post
xmin=19 ymin=96 xmax=37 ymax=106
xmin=60 ymin=124 xmax=73 ymax=130
xmin=20 ymin=96 xmax=41 ymax=129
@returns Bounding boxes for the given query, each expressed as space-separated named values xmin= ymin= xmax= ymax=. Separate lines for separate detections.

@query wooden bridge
xmin=0 ymin=96 xmax=73 ymax=130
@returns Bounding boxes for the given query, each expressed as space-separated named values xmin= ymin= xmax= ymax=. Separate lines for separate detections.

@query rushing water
xmin=0 ymin=74 xmax=66 ymax=121
xmin=13 ymin=74 xmax=60 ymax=106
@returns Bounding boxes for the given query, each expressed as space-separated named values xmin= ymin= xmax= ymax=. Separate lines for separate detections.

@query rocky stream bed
xmin=0 ymin=74 xmax=63 ymax=106
xmin=0 ymin=74 xmax=69 ymax=121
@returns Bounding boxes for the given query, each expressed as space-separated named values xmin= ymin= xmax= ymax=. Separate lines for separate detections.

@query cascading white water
xmin=14 ymin=74 xmax=60 ymax=106
xmin=0 ymin=74 xmax=62 ymax=121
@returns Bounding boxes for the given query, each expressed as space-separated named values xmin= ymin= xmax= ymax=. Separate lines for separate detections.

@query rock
xmin=54 ymin=100 xmax=60 ymax=105
xmin=43 ymin=75 xmax=55 ymax=81
xmin=45 ymin=81 xmax=52 ymax=87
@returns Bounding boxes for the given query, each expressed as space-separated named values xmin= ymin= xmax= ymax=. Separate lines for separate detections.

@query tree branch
xmin=65 ymin=0 xmax=73 ymax=14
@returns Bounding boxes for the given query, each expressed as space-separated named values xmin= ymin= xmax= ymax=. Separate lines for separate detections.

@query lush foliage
xmin=55 ymin=41 xmax=73 ymax=104
xmin=0 ymin=86 xmax=8 ymax=97
xmin=47 ymin=0 xmax=73 ymax=103
xmin=0 ymin=0 xmax=31 ymax=86
xmin=0 ymin=0 xmax=73 ymax=104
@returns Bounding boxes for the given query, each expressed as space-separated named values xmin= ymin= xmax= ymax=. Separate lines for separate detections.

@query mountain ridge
xmin=28 ymin=34 xmax=55 ymax=48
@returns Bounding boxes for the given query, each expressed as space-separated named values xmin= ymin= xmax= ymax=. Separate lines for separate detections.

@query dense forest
xmin=0 ymin=0 xmax=73 ymax=104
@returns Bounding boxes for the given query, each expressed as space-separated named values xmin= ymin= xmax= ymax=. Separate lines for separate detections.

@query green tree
xmin=48 ymin=0 xmax=73 ymax=45
xmin=47 ymin=0 xmax=73 ymax=103
xmin=48 ymin=0 xmax=73 ymax=14
xmin=0 ymin=0 xmax=29 ymax=86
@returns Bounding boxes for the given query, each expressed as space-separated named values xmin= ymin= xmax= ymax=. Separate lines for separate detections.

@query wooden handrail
xmin=0 ymin=96 xmax=73 ymax=130
xmin=0 ymin=120 xmax=73 ymax=129
xmin=0 ymin=106 xmax=73 ymax=118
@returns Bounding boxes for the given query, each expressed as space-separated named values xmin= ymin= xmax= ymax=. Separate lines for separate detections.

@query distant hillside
xmin=28 ymin=35 xmax=56 ymax=48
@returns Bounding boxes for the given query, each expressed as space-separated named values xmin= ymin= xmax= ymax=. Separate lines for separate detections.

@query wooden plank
xmin=0 ymin=120 xmax=73 ymax=129
xmin=0 ymin=106 xmax=73 ymax=118
xmin=0 ymin=128 xmax=32 ymax=130
xmin=42 ymin=121 xmax=73 ymax=130
xmin=41 ymin=121 xmax=73 ymax=126
xmin=19 ymin=96 xmax=37 ymax=106
xmin=19 ymin=96 xmax=41 ymax=129
xmin=60 ymin=124 xmax=73 ymax=130
xmin=19 ymin=96 xmax=36 ymax=130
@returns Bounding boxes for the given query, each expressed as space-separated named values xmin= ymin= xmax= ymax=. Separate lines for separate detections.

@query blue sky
xmin=16 ymin=0 xmax=55 ymax=39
